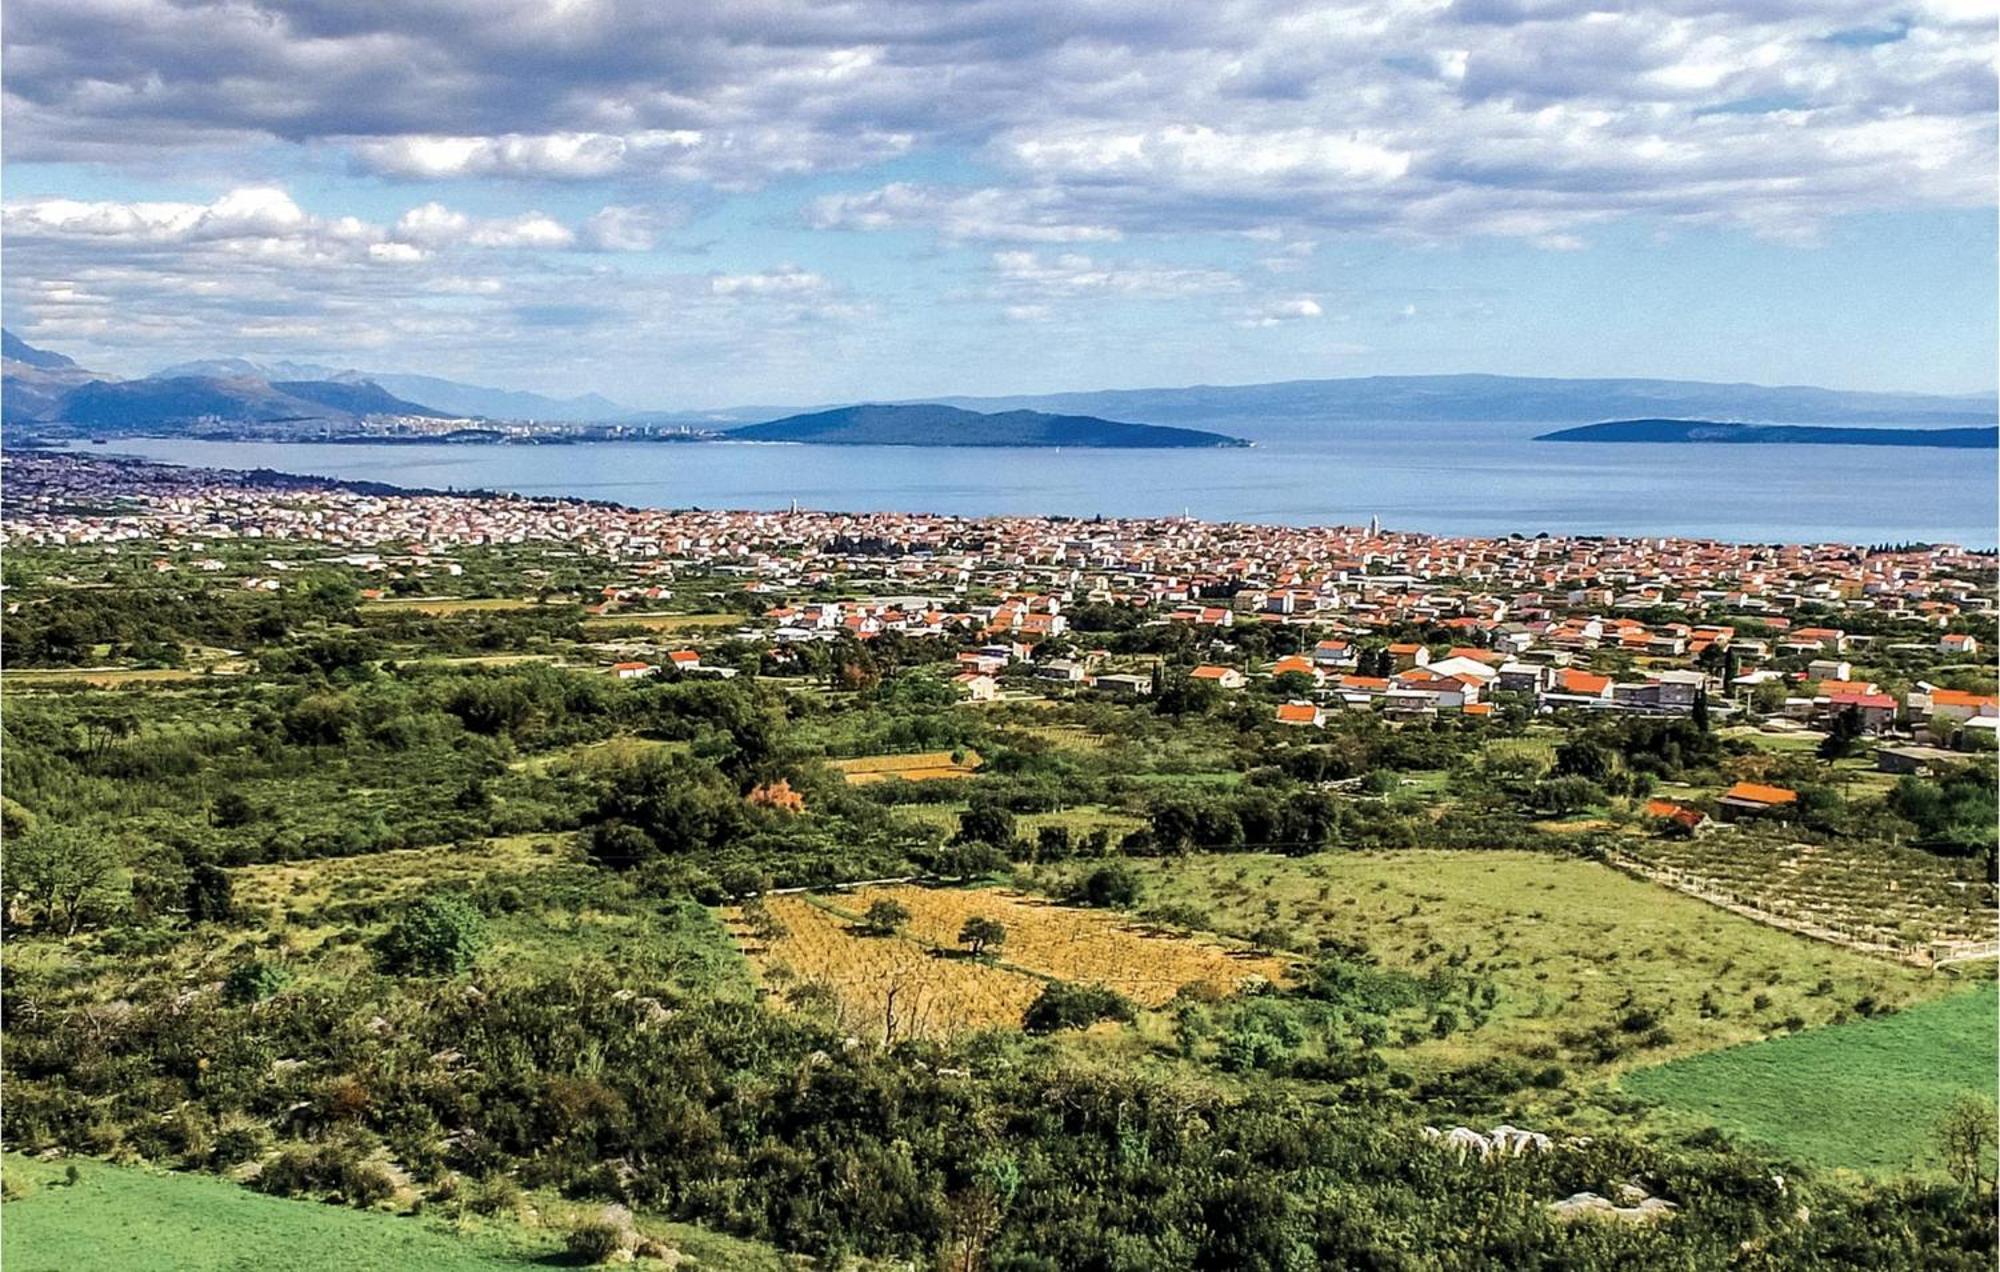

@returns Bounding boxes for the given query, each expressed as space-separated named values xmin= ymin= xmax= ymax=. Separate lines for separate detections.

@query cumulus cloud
xmin=1238 ymin=297 xmax=1325 ymax=328
xmin=4 ymin=0 xmax=1987 ymax=243
xmin=2 ymin=185 xmax=866 ymax=384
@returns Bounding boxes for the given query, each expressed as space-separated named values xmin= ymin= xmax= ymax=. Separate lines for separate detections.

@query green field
xmin=1623 ymin=979 xmax=1999 ymax=1175
xmin=0 ymin=1155 xmax=786 ymax=1271
xmin=1117 ymin=850 xmax=1936 ymax=1077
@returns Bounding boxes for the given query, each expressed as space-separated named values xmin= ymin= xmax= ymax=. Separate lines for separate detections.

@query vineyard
xmin=828 ymin=750 xmax=983 ymax=784
xmin=1613 ymin=836 xmax=1998 ymax=961
xmin=726 ymin=886 xmax=1291 ymax=1040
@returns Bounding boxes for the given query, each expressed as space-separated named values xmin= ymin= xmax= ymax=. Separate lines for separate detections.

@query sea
xmin=59 ymin=418 xmax=2000 ymax=547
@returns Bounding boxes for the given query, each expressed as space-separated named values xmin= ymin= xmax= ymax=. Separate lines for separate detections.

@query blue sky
xmin=4 ymin=1 xmax=1994 ymax=409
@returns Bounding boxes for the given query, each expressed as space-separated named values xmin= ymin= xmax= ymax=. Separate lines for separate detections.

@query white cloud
xmin=989 ymin=250 xmax=1242 ymax=299
xmin=580 ymin=206 xmax=663 ymax=252
xmin=807 ymin=183 xmax=1122 ymax=243
xmin=710 ymin=267 xmax=828 ymax=297
xmin=1237 ymin=296 xmax=1326 ymax=327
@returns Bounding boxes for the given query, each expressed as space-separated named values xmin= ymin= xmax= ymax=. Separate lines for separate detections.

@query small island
xmin=726 ymin=403 xmax=1249 ymax=448
xmin=1537 ymin=418 xmax=1999 ymax=448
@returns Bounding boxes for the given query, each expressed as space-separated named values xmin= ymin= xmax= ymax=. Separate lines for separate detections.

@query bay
xmin=60 ymin=420 xmax=1999 ymax=546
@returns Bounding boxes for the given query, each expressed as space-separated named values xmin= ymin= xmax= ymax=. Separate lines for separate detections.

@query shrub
xmin=222 ymin=960 xmax=292 ymax=1005
xmin=1023 ymin=981 xmax=1136 ymax=1034
xmin=861 ymin=898 xmax=910 ymax=935
xmin=377 ymin=893 xmax=486 ymax=975
xmin=255 ymin=1143 xmax=396 ymax=1208
xmin=1078 ymin=863 xmax=1140 ymax=909
xmin=565 ymin=1206 xmax=636 ymax=1263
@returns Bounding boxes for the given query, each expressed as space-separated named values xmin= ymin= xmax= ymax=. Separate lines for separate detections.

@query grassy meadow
xmin=1103 ymin=849 xmax=1940 ymax=1078
xmin=1623 ymin=978 xmax=1999 ymax=1176
xmin=0 ymin=1154 xmax=789 ymax=1272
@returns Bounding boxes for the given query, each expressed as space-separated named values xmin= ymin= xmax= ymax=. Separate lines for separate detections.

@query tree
xmin=1080 ymin=863 xmax=1140 ymax=909
xmin=954 ymin=800 xmax=1017 ymax=850
xmin=959 ymin=916 xmax=1007 ymax=957
xmin=1692 ymin=690 xmax=1710 ymax=734
xmin=185 ymin=861 xmax=234 ymax=924
xmin=378 ymin=893 xmax=487 ymax=975
xmin=862 ymin=898 xmax=911 ymax=935
xmin=1818 ymin=706 xmax=1864 ymax=760
xmin=1936 ymin=1096 xmax=1997 ymax=1197
xmin=282 ymin=693 xmax=354 ymax=749
xmin=1023 ymin=981 xmax=1135 ymax=1034
xmin=4 ymin=827 xmax=124 ymax=935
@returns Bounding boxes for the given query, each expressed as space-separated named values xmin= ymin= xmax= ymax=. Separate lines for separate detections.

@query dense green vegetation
xmin=3 ymin=540 xmax=1995 ymax=1269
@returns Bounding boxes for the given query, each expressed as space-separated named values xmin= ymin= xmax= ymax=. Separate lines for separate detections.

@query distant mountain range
xmin=151 ymin=357 xmax=629 ymax=422
xmin=726 ymin=404 xmax=1246 ymax=448
xmin=1539 ymin=418 xmax=2000 ymax=448
xmin=3 ymin=332 xmax=454 ymax=433
xmin=922 ymin=375 xmax=1998 ymax=436
xmin=5 ymin=328 xmax=1994 ymax=443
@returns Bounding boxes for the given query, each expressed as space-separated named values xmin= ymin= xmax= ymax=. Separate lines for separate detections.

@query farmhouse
xmin=1275 ymin=701 xmax=1325 ymax=728
xmin=1190 ymin=665 xmax=1246 ymax=689
xmin=1717 ymin=781 xmax=1798 ymax=821
xmin=609 ymin=661 xmax=658 ymax=680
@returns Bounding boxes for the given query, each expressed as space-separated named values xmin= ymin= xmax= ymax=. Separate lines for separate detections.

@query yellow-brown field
xmin=727 ymin=885 xmax=1291 ymax=1040
xmin=827 ymin=750 xmax=982 ymax=784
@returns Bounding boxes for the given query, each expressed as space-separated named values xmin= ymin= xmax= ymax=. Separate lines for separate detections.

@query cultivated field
xmin=1623 ymin=980 xmax=1999 ymax=1175
xmin=728 ymin=885 xmax=1290 ymax=1040
xmin=1118 ymin=850 xmax=1939 ymax=1075
xmin=1613 ymin=835 xmax=1996 ymax=959
xmin=829 ymin=750 xmax=983 ymax=784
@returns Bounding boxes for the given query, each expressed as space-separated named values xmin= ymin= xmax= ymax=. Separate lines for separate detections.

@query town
xmin=9 ymin=451 xmax=1994 ymax=755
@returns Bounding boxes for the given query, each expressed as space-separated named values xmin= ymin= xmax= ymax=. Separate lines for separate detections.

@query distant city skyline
xmin=4 ymin=2 xmax=1995 ymax=407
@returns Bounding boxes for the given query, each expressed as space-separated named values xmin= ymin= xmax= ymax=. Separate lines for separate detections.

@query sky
xmin=2 ymin=0 xmax=1996 ymax=410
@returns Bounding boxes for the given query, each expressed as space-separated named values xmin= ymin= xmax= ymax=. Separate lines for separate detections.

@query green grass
xmin=1122 ymin=850 xmax=1937 ymax=1079
xmin=1622 ymin=979 xmax=1999 ymax=1176
xmin=0 ymin=1154 xmax=790 ymax=1271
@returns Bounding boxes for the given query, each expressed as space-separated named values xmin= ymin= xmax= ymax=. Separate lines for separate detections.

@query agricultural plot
xmin=1615 ymin=835 xmax=1997 ymax=958
xmin=578 ymin=611 xmax=743 ymax=633
xmin=233 ymin=835 xmax=562 ymax=917
xmin=1125 ymin=850 xmax=1937 ymax=1076
xmin=728 ymin=886 xmax=1289 ymax=1040
xmin=829 ymin=750 xmax=983 ymax=784
xmin=1623 ymin=980 xmax=1999 ymax=1175
xmin=360 ymin=597 xmax=548 ymax=615
xmin=730 ymin=894 xmax=1044 ymax=1039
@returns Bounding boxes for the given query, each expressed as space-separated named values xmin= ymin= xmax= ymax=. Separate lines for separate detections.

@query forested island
xmin=725 ymin=403 xmax=1248 ymax=448
xmin=1538 ymin=419 xmax=2000 ymax=448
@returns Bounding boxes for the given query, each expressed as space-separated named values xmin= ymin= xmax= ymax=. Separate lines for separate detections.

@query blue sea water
xmin=59 ymin=420 xmax=1999 ymax=547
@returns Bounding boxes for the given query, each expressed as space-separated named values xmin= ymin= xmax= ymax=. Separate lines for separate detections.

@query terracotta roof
xmin=1722 ymin=781 xmax=1797 ymax=806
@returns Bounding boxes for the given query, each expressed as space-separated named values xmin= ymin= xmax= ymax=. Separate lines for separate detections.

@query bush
xmin=1078 ymin=863 xmax=1140 ymax=909
xmin=861 ymin=898 xmax=910 ymax=935
xmin=255 ymin=1143 xmax=396 ymax=1208
xmin=565 ymin=1206 xmax=636 ymax=1263
xmin=377 ymin=893 xmax=486 ymax=975
xmin=222 ymin=960 xmax=292 ymax=1005
xmin=1023 ymin=981 xmax=1136 ymax=1034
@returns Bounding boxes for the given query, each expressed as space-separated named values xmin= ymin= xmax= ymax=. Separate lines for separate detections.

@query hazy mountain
xmin=1539 ymin=418 xmax=1999 ymax=448
xmin=921 ymin=374 xmax=1998 ymax=438
xmin=48 ymin=376 xmax=439 ymax=431
xmin=361 ymin=373 xmax=627 ymax=423
xmin=151 ymin=357 xmax=626 ymax=421
xmin=4 ymin=329 xmax=110 ymax=420
xmin=727 ymin=403 xmax=1248 ymax=448
xmin=3 ymin=329 xmax=79 ymax=371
